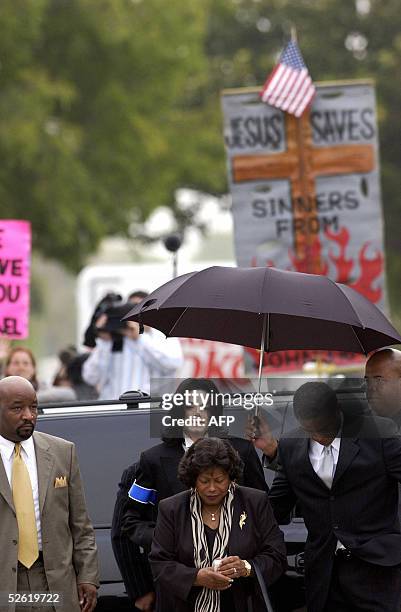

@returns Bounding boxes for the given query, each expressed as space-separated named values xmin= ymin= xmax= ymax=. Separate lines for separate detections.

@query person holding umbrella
xmin=258 ymin=381 xmax=401 ymax=612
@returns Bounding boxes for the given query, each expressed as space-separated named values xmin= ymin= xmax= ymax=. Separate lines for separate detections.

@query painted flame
xmin=252 ymin=226 xmax=383 ymax=305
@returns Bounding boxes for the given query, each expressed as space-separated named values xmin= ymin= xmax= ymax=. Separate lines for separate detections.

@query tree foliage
xmin=0 ymin=0 xmax=399 ymax=316
xmin=0 ymin=0 xmax=207 ymax=269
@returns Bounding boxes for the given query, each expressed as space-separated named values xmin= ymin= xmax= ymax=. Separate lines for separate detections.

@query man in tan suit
xmin=0 ymin=376 xmax=99 ymax=612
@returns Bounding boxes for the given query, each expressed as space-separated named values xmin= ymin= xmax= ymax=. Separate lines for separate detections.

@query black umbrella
xmin=124 ymin=266 xmax=401 ymax=386
xmin=125 ymin=265 xmax=400 ymax=348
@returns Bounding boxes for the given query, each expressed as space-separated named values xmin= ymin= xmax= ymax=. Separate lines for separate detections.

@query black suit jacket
xmin=122 ymin=436 xmax=268 ymax=550
xmin=269 ymin=414 xmax=401 ymax=612
xmin=149 ymin=486 xmax=287 ymax=612
xmin=111 ymin=463 xmax=154 ymax=602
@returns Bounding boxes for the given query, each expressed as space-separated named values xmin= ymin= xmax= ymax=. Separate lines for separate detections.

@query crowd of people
xmin=1 ymin=286 xmax=401 ymax=611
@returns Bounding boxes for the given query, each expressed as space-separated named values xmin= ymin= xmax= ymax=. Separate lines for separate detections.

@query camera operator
xmin=82 ymin=293 xmax=183 ymax=399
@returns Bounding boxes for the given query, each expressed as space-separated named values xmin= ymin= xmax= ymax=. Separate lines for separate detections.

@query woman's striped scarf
xmin=190 ymin=483 xmax=235 ymax=612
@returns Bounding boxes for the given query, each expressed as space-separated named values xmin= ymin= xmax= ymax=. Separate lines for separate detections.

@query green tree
xmin=0 ymin=0 xmax=207 ymax=269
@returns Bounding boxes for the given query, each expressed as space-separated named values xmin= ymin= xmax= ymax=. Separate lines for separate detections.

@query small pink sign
xmin=0 ymin=220 xmax=31 ymax=339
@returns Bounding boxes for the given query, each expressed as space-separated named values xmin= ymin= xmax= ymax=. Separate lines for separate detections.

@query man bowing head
xmin=0 ymin=376 xmax=99 ymax=612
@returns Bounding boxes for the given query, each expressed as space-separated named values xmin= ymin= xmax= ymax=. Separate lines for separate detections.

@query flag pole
xmin=289 ymin=25 xmax=314 ymax=273
xmin=259 ymin=30 xmax=318 ymax=272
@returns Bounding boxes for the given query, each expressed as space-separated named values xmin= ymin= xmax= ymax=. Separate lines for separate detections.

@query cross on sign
xmin=232 ymin=110 xmax=375 ymax=273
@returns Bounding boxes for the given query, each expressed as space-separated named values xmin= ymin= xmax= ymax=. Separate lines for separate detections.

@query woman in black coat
xmin=120 ymin=378 xmax=269 ymax=610
xmin=149 ymin=437 xmax=287 ymax=612
xmin=122 ymin=379 xmax=268 ymax=550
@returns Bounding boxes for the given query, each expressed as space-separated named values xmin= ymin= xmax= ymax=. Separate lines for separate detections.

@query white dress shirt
xmin=0 ymin=434 xmax=42 ymax=550
xmin=183 ymin=435 xmax=194 ymax=451
xmin=83 ymin=329 xmax=183 ymax=400
xmin=309 ymin=436 xmax=341 ymax=476
xmin=309 ymin=434 xmax=344 ymax=550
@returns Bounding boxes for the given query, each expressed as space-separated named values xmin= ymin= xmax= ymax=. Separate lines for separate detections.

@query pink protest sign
xmin=0 ymin=220 xmax=31 ymax=339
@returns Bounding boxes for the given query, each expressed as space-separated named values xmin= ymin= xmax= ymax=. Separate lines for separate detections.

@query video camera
xmin=83 ymin=292 xmax=132 ymax=348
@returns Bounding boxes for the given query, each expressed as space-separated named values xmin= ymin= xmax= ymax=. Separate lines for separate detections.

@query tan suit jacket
xmin=0 ymin=431 xmax=99 ymax=612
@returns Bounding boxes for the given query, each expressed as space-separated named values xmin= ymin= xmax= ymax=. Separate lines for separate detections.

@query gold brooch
xmin=239 ymin=511 xmax=247 ymax=530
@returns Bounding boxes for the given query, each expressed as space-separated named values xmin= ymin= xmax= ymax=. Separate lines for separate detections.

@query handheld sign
xmin=0 ymin=220 xmax=31 ymax=339
xmin=221 ymin=81 xmax=386 ymax=309
xmin=222 ymin=81 xmax=386 ymax=373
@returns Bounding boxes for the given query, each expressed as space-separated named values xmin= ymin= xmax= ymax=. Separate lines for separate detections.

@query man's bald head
xmin=365 ymin=348 xmax=401 ymax=418
xmin=0 ymin=376 xmax=36 ymax=404
xmin=366 ymin=348 xmax=401 ymax=373
xmin=0 ymin=376 xmax=38 ymax=442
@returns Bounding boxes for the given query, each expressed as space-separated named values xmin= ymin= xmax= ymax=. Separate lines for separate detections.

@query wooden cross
xmin=232 ymin=111 xmax=375 ymax=273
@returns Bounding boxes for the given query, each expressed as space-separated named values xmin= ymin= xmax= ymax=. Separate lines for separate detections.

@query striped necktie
xmin=12 ymin=442 xmax=39 ymax=568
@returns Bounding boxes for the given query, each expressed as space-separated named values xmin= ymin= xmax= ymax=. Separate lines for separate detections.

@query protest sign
xmin=222 ymin=81 xmax=386 ymax=372
xmin=0 ymin=220 xmax=31 ymax=339
xmin=180 ymin=338 xmax=244 ymax=379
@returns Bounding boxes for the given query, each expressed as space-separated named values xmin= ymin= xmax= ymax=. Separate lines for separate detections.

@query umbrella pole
xmin=256 ymin=313 xmax=269 ymax=415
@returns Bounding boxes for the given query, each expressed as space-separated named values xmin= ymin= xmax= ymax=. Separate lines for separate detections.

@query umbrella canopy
xmin=124 ymin=266 xmax=401 ymax=354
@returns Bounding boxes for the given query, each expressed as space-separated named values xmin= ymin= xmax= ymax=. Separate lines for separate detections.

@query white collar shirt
xmin=182 ymin=435 xmax=194 ymax=452
xmin=308 ymin=429 xmax=344 ymax=551
xmin=309 ymin=436 xmax=341 ymax=475
xmin=182 ymin=433 xmax=210 ymax=452
xmin=0 ymin=434 xmax=42 ymax=549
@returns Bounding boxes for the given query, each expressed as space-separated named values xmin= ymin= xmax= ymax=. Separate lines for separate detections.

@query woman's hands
xmin=194 ymin=556 xmax=249 ymax=590
xmin=218 ymin=556 xmax=248 ymax=578
xmin=194 ymin=568 xmax=233 ymax=590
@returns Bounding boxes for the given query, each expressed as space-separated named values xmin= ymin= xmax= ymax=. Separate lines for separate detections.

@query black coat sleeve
xmin=248 ymin=493 xmax=287 ymax=587
xmin=149 ymin=499 xmax=198 ymax=603
xmin=121 ymin=452 xmax=157 ymax=551
xmin=241 ymin=440 xmax=269 ymax=492
xmin=111 ymin=463 xmax=154 ymax=600
xmin=268 ymin=446 xmax=298 ymax=524
xmin=382 ymin=424 xmax=401 ymax=482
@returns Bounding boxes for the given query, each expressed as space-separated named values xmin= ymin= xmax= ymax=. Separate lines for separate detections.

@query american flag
xmin=260 ymin=40 xmax=315 ymax=117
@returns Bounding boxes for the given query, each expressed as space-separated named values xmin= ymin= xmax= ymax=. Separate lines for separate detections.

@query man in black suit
xmin=265 ymin=381 xmax=401 ymax=612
